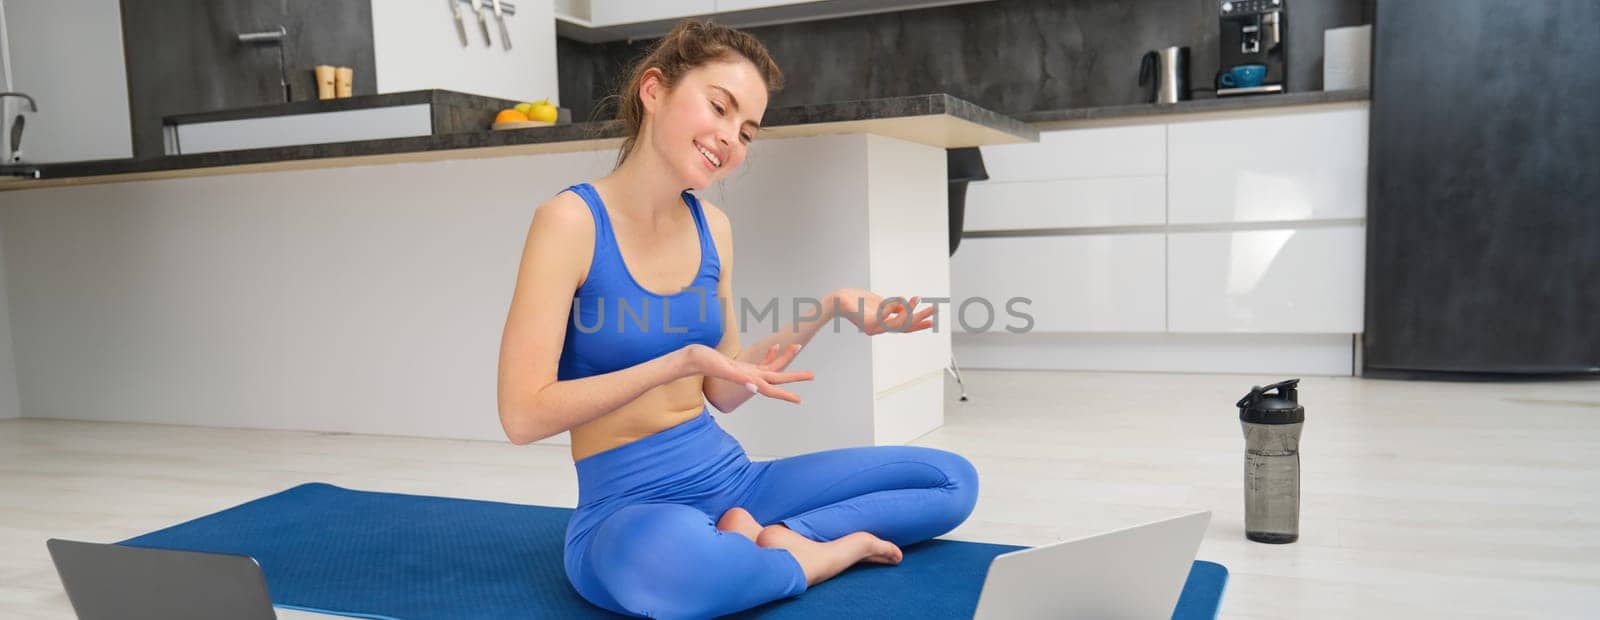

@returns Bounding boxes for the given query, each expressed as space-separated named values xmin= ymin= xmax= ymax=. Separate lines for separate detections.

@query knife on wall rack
xmin=448 ymin=0 xmax=517 ymax=49
xmin=474 ymin=0 xmax=493 ymax=47
xmin=493 ymin=0 xmax=512 ymax=50
xmin=449 ymin=0 xmax=468 ymax=46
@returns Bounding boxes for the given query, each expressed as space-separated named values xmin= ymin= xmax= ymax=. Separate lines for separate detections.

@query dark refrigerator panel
xmin=1364 ymin=0 xmax=1600 ymax=376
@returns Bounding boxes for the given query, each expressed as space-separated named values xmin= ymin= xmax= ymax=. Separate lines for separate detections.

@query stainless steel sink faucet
xmin=0 ymin=92 xmax=37 ymax=163
xmin=0 ymin=92 xmax=36 ymax=112
xmin=238 ymin=26 xmax=291 ymax=103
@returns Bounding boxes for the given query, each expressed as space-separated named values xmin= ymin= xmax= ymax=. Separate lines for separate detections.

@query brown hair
xmin=608 ymin=20 xmax=783 ymax=167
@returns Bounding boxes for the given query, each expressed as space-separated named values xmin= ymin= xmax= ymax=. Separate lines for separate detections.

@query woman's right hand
xmin=681 ymin=344 xmax=815 ymax=404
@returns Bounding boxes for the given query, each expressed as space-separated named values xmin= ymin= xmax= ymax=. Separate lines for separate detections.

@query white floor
xmin=2 ymin=370 xmax=1598 ymax=619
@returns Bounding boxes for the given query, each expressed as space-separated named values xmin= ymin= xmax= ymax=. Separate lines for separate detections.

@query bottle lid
xmin=1237 ymin=378 xmax=1305 ymax=425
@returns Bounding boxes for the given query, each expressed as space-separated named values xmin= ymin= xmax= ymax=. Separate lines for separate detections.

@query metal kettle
xmin=1138 ymin=46 xmax=1191 ymax=104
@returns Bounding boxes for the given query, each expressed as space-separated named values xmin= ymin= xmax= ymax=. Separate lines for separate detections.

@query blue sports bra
xmin=557 ymin=183 xmax=725 ymax=381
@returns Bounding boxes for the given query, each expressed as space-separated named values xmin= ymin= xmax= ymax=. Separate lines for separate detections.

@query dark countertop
xmin=162 ymin=89 xmax=521 ymax=125
xmin=1017 ymin=88 xmax=1370 ymax=125
xmin=0 ymin=89 xmax=1368 ymax=188
xmin=0 ymin=93 xmax=1036 ymax=186
xmin=5 ymin=121 xmax=621 ymax=182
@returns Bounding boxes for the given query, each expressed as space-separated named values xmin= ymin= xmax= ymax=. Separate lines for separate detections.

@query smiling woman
xmin=608 ymin=20 xmax=783 ymax=170
xmin=495 ymin=18 xmax=975 ymax=620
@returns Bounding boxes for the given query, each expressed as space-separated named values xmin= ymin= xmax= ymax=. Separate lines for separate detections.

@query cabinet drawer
xmin=1167 ymin=226 xmax=1366 ymax=333
xmin=979 ymin=125 xmax=1165 ymax=182
xmin=1167 ymin=108 xmax=1369 ymax=224
xmin=951 ymin=235 xmax=1165 ymax=333
xmin=589 ymin=0 xmax=715 ymax=26
xmin=964 ymin=176 xmax=1165 ymax=231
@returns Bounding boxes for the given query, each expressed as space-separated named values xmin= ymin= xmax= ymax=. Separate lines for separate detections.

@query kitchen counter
xmin=1019 ymin=89 xmax=1370 ymax=129
xmin=161 ymin=89 xmax=520 ymax=127
xmin=0 ymin=93 xmax=1035 ymax=191
xmin=0 ymin=89 xmax=1371 ymax=192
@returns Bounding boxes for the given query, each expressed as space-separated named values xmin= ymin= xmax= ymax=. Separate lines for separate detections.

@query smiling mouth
xmin=695 ymin=142 xmax=723 ymax=168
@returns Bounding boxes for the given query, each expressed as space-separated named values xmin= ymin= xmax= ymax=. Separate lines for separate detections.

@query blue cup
xmin=1220 ymin=64 xmax=1268 ymax=88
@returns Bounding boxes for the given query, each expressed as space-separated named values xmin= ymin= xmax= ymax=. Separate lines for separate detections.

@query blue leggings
xmin=563 ymin=409 xmax=979 ymax=619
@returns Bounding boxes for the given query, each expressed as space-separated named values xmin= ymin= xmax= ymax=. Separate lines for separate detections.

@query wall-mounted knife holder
xmin=450 ymin=0 xmax=517 ymax=50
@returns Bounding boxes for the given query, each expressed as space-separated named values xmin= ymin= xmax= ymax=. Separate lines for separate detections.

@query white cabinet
xmin=1166 ymin=108 xmax=1368 ymax=224
xmin=1167 ymin=226 xmax=1366 ymax=333
xmin=957 ymin=105 xmax=1369 ymax=338
xmin=716 ymin=0 xmax=999 ymax=20
xmin=172 ymin=105 xmax=433 ymax=155
xmin=951 ymin=235 xmax=1165 ymax=333
xmin=715 ymin=0 xmax=804 ymax=11
xmin=979 ymin=124 xmax=1164 ymax=182
xmin=964 ymin=176 xmax=1165 ymax=231
xmin=587 ymin=0 xmax=715 ymax=26
xmin=572 ymin=0 xmax=995 ymax=37
xmin=965 ymin=123 xmax=1166 ymax=231
xmin=952 ymin=104 xmax=1370 ymax=373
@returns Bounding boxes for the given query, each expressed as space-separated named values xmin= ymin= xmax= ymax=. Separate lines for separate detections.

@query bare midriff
xmin=568 ymin=373 xmax=709 ymax=462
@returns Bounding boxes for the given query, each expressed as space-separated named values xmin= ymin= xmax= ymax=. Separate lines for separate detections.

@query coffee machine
xmin=1218 ymin=0 xmax=1286 ymax=96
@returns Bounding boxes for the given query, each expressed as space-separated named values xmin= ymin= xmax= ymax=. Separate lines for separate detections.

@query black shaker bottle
xmin=1237 ymin=379 xmax=1305 ymax=544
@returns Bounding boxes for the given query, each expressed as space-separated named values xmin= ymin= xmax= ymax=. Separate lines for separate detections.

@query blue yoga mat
xmin=119 ymin=483 xmax=1226 ymax=619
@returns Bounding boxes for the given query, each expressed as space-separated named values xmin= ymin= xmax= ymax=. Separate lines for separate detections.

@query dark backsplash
xmin=559 ymin=0 xmax=1371 ymax=122
xmin=121 ymin=0 xmax=376 ymax=159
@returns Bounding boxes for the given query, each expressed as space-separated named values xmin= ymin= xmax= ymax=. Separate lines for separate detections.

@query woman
xmin=497 ymin=20 xmax=979 ymax=619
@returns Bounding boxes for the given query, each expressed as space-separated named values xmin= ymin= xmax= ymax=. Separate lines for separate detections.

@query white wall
xmin=0 ymin=0 xmax=133 ymax=164
xmin=371 ymin=0 xmax=560 ymax=104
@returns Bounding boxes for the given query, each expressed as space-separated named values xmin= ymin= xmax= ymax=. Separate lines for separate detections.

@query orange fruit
xmin=495 ymin=109 xmax=528 ymax=123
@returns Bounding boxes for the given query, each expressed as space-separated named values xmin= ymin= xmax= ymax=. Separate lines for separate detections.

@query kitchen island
xmin=0 ymin=94 xmax=1033 ymax=457
xmin=0 ymin=89 xmax=1369 ymax=454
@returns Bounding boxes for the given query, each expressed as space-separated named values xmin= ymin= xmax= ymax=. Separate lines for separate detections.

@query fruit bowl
xmin=491 ymin=120 xmax=556 ymax=130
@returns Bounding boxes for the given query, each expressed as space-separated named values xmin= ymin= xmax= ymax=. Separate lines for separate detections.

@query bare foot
xmin=715 ymin=507 xmax=763 ymax=542
xmin=856 ymin=535 xmax=903 ymax=565
xmin=755 ymin=524 xmax=902 ymax=586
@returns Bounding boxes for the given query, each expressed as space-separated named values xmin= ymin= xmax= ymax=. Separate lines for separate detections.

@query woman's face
xmin=641 ymin=57 xmax=769 ymax=189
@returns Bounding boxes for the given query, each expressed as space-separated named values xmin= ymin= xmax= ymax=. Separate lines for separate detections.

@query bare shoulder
xmin=532 ymin=190 xmax=593 ymax=234
xmin=522 ymin=189 xmax=595 ymax=285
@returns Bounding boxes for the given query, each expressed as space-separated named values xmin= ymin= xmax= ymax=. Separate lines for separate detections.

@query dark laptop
xmin=46 ymin=539 xmax=279 ymax=620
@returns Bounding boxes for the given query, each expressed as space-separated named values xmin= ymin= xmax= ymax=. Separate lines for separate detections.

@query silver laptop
xmin=46 ymin=539 xmax=341 ymax=620
xmin=973 ymin=510 xmax=1212 ymax=620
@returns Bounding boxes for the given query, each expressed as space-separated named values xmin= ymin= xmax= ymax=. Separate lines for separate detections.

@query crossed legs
xmin=717 ymin=445 xmax=979 ymax=586
xmin=572 ymin=445 xmax=979 ymax=618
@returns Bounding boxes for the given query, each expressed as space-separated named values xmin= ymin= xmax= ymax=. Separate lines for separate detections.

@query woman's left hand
xmin=832 ymin=288 xmax=936 ymax=336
